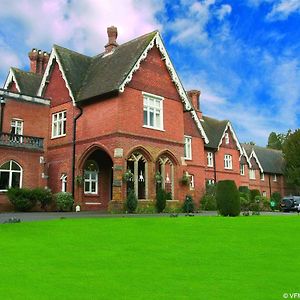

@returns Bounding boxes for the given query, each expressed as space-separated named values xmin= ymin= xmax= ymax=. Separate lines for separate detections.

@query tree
xmin=283 ymin=129 xmax=300 ymax=193
xmin=267 ymin=132 xmax=282 ymax=150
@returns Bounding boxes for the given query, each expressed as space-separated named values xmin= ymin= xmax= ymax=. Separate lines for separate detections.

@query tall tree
xmin=267 ymin=132 xmax=283 ymax=150
xmin=283 ymin=129 xmax=300 ymax=193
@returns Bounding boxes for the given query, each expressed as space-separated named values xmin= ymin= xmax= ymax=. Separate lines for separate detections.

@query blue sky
xmin=0 ymin=0 xmax=299 ymax=146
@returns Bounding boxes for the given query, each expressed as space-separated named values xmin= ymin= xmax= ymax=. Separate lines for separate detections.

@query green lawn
xmin=0 ymin=216 xmax=299 ymax=299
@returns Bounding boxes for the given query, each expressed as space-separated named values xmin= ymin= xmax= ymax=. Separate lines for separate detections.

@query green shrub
xmin=216 ymin=180 xmax=240 ymax=217
xmin=259 ymin=196 xmax=271 ymax=211
xmin=200 ymin=194 xmax=217 ymax=211
xmin=182 ymin=195 xmax=195 ymax=213
xmin=156 ymin=188 xmax=167 ymax=213
xmin=31 ymin=188 xmax=53 ymax=211
xmin=239 ymin=186 xmax=251 ymax=200
xmin=270 ymin=192 xmax=281 ymax=210
xmin=136 ymin=204 xmax=156 ymax=214
xmin=126 ymin=189 xmax=138 ymax=213
xmin=240 ymin=196 xmax=250 ymax=211
xmin=163 ymin=206 xmax=182 ymax=213
xmin=55 ymin=192 xmax=74 ymax=212
xmin=250 ymin=189 xmax=261 ymax=202
xmin=7 ymin=188 xmax=37 ymax=212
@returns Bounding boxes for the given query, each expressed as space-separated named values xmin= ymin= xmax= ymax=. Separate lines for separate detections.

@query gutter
xmin=72 ymin=105 xmax=83 ymax=198
xmin=268 ymin=174 xmax=272 ymax=197
xmin=213 ymin=150 xmax=217 ymax=183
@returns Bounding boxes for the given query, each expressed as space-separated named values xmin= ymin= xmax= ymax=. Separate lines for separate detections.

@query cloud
xmin=266 ymin=0 xmax=300 ymax=20
xmin=216 ymin=4 xmax=232 ymax=20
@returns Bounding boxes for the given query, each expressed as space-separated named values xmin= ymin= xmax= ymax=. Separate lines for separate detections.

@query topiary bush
xmin=55 ymin=192 xmax=74 ymax=212
xmin=270 ymin=192 xmax=281 ymax=210
xmin=31 ymin=188 xmax=53 ymax=211
xmin=182 ymin=195 xmax=195 ymax=213
xmin=216 ymin=180 xmax=240 ymax=216
xmin=126 ymin=189 xmax=138 ymax=213
xmin=156 ymin=188 xmax=167 ymax=213
xmin=7 ymin=188 xmax=37 ymax=212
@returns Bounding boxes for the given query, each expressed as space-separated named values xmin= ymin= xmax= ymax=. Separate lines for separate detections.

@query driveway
xmin=0 ymin=210 xmax=298 ymax=223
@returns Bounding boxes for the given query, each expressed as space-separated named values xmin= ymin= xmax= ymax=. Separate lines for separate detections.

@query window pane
xmin=149 ymin=110 xmax=154 ymax=126
xmin=143 ymin=110 xmax=148 ymax=125
xmin=62 ymin=119 xmax=66 ymax=135
xmin=11 ymin=161 xmax=21 ymax=171
xmin=155 ymin=112 xmax=160 ymax=128
xmin=91 ymin=172 xmax=97 ymax=180
xmin=0 ymin=171 xmax=9 ymax=190
xmin=84 ymin=181 xmax=90 ymax=192
xmin=91 ymin=181 xmax=96 ymax=193
xmin=0 ymin=162 xmax=10 ymax=170
xmin=11 ymin=172 xmax=21 ymax=188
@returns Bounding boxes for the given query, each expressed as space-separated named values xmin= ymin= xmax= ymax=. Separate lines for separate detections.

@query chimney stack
xmin=105 ymin=26 xmax=118 ymax=53
xmin=28 ymin=48 xmax=50 ymax=74
xmin=187 ymin=90 xmax=202 ymax=118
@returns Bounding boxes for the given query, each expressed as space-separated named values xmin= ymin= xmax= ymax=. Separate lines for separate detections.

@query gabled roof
xmin=201 ymin=115 xmax=229 ymax=149
xmin=242 ymin=144 xmax=284 ymax=174
xmin=4 ymin=68 xmax=42 ymax=96
xmin=77 ymin=31 xmax=157 ymax=102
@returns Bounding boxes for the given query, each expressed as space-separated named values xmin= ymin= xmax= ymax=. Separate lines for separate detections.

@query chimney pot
xmin=105 ymin=26 xmax=118 ymax=53
xmin=187 ymin=90 xmax=201 ymax=111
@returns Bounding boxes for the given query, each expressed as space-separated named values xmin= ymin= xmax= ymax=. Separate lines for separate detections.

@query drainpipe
xmin=213 ymin=151 xmax=217 ymax=183
xmin=72 ymin=105 xmax=83 ymax=197
xmin=0 ymin=97 xmax=5 ymax=132
xmin=268 ymin=174 xmax=272 ymax=197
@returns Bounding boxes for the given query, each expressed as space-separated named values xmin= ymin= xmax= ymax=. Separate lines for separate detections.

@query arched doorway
xmin=156 ymin=155 xmax=175 ymax=199
xmin=126 ymin=151 xmax=148 ymax=199
xmin=81 ymin=148 xmax=113 ymax=210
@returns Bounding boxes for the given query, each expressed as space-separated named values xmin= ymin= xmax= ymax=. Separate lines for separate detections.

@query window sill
xmin=224 ymin=168 xmax=233 ymax=170
xmin=51 ymin=134 xmax=66 ymax=140
xmin=207 ymin=165 xmax=214 ymax=168
xmin=83 ymin=193 xmax=98 ymax=196
xmin=184 ymin=157 xmax=192 ymax=161
xmin=142 ymin=125 xmax=165 ymax=132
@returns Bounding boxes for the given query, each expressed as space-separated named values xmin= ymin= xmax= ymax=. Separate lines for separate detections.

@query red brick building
xmin=0 ymin=27 xmax=287 ymax=211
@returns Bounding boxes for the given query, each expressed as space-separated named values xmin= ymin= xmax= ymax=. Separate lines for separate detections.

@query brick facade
xmin=0 ymin=27 xmax=288 ymax=212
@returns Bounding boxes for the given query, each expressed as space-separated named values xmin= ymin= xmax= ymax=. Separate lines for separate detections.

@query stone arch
xmin=155 ymin=149 xmax=179 ymax=166
xmin=126 ymin=145 xmax=153 ymax=162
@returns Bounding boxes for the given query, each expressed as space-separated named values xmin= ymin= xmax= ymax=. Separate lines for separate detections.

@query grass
xmin=0 ymin=216 xmax=299 ymax=299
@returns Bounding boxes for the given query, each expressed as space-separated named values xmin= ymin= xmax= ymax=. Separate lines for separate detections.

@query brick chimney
xmin=187 ymin=90 xmax=202 ymax=119
xmin=28 ymin=49 xmax=50 ymax=74
xmin=105 ymin=26 xmax=118 ymax=53
xmin=28 ymin=48 xmax=38 ymax=73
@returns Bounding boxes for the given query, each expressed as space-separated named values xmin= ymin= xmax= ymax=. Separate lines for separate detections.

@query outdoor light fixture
xmin=139 ymin=170 xmax=144 ymax=182
xmin=165 ymin=173 xmax=170 ymax=183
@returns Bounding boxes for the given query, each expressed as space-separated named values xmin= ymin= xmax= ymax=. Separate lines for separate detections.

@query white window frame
xmin=207 ymin=179 xmax=215 ymax=185
xmin=10 ymin=119 xmax=23 ymax=143
xmin=84 ymin=171 xmax=98 ymax=195
xmin=260 ymin=172 xmax=265 ymax=181
xmin=184 ymin=136 xmax=192 ymax=160
xmin=262 ymin=191 xmax=267 ymax=197
xmin=207 ymin=152 xmax=214 ymax=167
xmin=273 ymin=174 xmax=277 ymax=182
xmin=60 ymin=174 xmax=67 ymax=192
xmin=224 ymin=154 xmax=232 ymax=169
xmin=249 ymin=169 xmax=256 ymax=180
xmin=142 ymin=92 xmax=164 ymax=131
xmin=52 ymin=111 xmax=66 ymax=138
xmin=0 ymin=160 xmax=23 ymax=192
xmin=240 ymin=164 xmax=245 ymax=176
xmin=225 ymin=132 xmax=229 ymax=144
xmin=189 ymin=174 xmax=195 ymax=190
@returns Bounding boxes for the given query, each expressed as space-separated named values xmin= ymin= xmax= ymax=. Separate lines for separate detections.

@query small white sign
xmin=114 ymin=148 xmax=124 ymax=158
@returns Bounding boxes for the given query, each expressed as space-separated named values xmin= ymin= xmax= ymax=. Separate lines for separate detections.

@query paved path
xmin=0 ymin=210 xmax=298 ymax=223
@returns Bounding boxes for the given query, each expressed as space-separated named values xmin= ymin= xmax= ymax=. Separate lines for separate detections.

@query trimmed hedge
xmin=7 ymin=188 xmax=37 ymax=212
xmin=126 ymin=189 xmax=138 ymax=213
xmin=31 ymin=188 xmax=53 ymax=211
xmin=216 ymin=180 xmax=240 ymax=216
xmin=55 ymin=192 xmax=74 ymax=212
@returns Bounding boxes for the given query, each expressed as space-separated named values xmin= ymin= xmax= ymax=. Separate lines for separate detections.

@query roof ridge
xmin=53 ymin=44 xmax=92 ymax=59
xmin=12 ymin=67 xmax=42 ymax=78
xmin=203 ymin=114 xmax=228 ymax=123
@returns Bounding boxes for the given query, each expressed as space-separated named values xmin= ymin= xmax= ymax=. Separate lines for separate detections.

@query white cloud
xmin=216 ymin=4 xmax=232 ymax=20
xmin=266 ymin=0 xmax=300 ymax=20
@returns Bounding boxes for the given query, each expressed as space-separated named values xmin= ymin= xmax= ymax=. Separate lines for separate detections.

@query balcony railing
xmin=0 ymin=132 xmax=44 ymax=150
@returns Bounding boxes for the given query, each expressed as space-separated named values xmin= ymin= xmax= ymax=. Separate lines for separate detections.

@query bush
xmin=55 ymin=192 xmax=74 ymax=212
xmin=250 ymin=189 xmax=261 ymax=202
xmin=126 ymin=189 xmax=138 ymax=213
xmin=156 ymin=188 xmax=167 ymax=213
xmin=216 ymin=180 xmax=240 ymax=217
xmin=239 ymin=186 xmax=251 ymax=201
xmin=7 ymin=188 xmax=37 ymax=212
xmin=240 ymin=196 xmax=250 ymax=211
xmin=136 ymin=204 xmax=156 ymax=214
xmin=31 ymin=188 xmax=53 ymax=211
xmin=201 ymin=194 xmax=217 ymax=211
xmin=270 ymin=192 xmax=281 ymax=210
xmin=259 ymin=196 xmax=271 ymax=211
xmin=182 ymin=195 xmax=195 ymax=213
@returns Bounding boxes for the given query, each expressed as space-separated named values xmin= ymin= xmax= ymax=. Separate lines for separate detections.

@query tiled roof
xmin=12 ymin=68 xmax=42 ymax=96
xmin=201 ymin=115 xmax=228 ymax=149
xmin=242 ymin=144 xmax=284 ymax=174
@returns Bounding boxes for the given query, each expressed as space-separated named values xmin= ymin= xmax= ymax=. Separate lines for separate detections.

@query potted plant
xmin=155 ymin=171 xmax=163 ymax=184
xmin=180 ymin=172 xmax=190 ymax=186
xmin=123 ymin=169 xmax=134 ymax=182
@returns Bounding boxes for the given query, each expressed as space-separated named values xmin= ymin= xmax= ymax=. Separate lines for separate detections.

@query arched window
xmin=84 ymin=160 xmax=98 ymax=194
xmin=156 ymin=155 xmax=174 ymax=199
xmin=0 ymin=160 xmax=22 ymax=191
